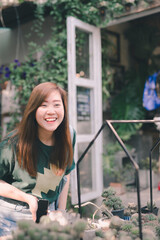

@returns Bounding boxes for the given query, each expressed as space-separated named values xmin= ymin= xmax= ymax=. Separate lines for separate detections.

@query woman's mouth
xmin=45 ymin=118 xmax=57 ymax=122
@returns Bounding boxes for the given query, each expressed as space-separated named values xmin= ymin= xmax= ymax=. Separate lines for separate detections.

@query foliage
xmin=124 ymin=22 xmax=159 ymax=75
xmin=0 ymin=0 xmax=125 ymax=131
xmin=95 ymin=229 xmax=105 ymax=238
xmin=102 ymin=187 xmax=124 ymax=211
xmin=147 ymin=201 xmax=156 ymax=211
xmin=146 ymin=213 xmax=157 ymax=221
xmin=121 ymin=223 xmax=133 ymax=232
xmin=103 ymin=195 xmax=124 ymax=210
xmin=139 ymin=157 xmax=159 ymax=172
xmin=111 ymin=70 xmax=146 ymax=140
xmin=102 ymin=187 xmax=116 ymax=198
xmin=103 ymin=142 xmax=135 ymax=185
xmin=0 ymin=0 xmax=158 ymax=140
xmin=110 ymin=20 xmax=160 ymax=140
xmin=156 ymin=225 xmax=160 ymax=237
xmin=103 ymin=142 xmax=126 ymax=171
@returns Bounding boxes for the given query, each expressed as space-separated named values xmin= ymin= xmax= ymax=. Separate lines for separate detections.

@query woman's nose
xmin=47 ymin=106 xmax=55 ymax=114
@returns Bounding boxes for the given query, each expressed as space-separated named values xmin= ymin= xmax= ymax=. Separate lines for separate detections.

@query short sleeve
xmin=65 ymin=127 xmax=76 ymax=175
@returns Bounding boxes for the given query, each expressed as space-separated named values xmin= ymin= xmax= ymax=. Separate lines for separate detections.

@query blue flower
xmin=14 ymin=59 xmax=21 ymax=66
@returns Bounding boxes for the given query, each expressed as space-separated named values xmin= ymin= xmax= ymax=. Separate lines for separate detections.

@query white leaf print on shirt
xmin=32 ymin=167 xmax=63 ymax=197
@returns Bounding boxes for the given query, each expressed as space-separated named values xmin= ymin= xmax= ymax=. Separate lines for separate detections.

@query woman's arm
xmin=58 ymin=174 xmax=70 ymax=210
xmin=0 ymin=180 xmax=38 ymax=221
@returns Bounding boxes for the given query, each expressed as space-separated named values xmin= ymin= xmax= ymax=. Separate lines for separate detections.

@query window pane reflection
xmin=76 ymin=28 xmax=90 ymax=79
xmin=78 ymin=142 xmax=92 ymax=194
xmin=77 ymin=87 xmax=92 ymax=134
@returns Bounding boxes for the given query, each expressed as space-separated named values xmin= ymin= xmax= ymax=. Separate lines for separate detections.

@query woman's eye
xmin=41 ymin=103 xmax=47 ymax=107
xmin=55 ymin=103 xmax=61 ymax=107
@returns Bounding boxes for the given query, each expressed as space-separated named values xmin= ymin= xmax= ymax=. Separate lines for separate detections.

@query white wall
xmin=0 ymin=16 xmax=54 ymax=65
xmin=0 ymin=16 xmax=55 ymax=137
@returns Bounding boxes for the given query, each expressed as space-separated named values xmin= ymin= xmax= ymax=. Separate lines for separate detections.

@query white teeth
xmin=46 ymin=118 xmax=56 ymax=122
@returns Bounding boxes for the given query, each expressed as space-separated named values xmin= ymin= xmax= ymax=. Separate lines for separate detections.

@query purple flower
xmin=14 ymin=59 xmax=21 ymax=67
xmin=4 ymin=67 xmax=11 ymax=78
xmin=5 ymin=72 xmax=10 ymax=78
xmin=22 ymin=72 xmax=26 ymax=79
xmin=5 ymin=67 xmax=10 ymax=72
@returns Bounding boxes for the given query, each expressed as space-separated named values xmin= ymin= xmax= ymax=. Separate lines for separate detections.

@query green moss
xmin=12 ymin=230 xmax=26 ymax=240
xmin=156 ymin=225 xmax=160 ymax=237
xmin=17 ymin=220 xmax=34 ymax=231
xmin=130 ymin=227 xmax=139 ymax=237
xmin=72 ymin=219 xmax=87 ymax=237
xmin=121 ymin=223 xmax=133 ymax=232
xmin=95 ymin=229 xmax=105 ymax=238
xmin=146 ymin=213 xmax=157 ymax=221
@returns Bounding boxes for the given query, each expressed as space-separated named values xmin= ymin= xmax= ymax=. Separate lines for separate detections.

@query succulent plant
xmin=11 ymin=212 xmax=87 ymax=240
xmin=102 ymin=187 xmax=124 ymax=211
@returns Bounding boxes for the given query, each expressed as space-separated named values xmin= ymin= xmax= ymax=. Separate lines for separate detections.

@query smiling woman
xmin=0 ymin=82 xmax=76 ymax=237
xmin=36 ymin=90 xmax=65 ymax=146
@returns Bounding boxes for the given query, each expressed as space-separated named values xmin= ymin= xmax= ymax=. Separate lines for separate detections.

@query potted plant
xmin=141 ymin=201 xmax=159 ymax=216
xmin=122 ymin=0 xmax=136 ymax=11
xmin=102 ymin=187 xmax=125 ymax=219
xmin=76 ymin=187 xmax=125 ymax=221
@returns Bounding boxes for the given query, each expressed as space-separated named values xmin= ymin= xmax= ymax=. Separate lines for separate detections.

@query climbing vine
xmin=0 ymin=0 xmax=156 ymax=139
xmin=0 ymin=0 xmax=124 ymax=110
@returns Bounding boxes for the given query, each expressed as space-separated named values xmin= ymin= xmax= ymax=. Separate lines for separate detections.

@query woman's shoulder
xmin=0 ymin=130 xmax=18 ymax=149
xmin=69 ymin=125 xmax=76 ymax=144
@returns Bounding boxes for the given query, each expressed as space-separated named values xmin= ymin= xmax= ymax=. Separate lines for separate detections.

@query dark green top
xmin=0 ymin=126 xmax=76 ymax=203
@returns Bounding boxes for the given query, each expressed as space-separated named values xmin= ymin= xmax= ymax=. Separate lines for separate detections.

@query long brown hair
xmin=13 ymin=82 xmax=73 ymax=177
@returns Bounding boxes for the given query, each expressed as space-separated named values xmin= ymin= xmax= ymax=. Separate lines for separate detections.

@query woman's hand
xmin=25 ymin=194 xmax=38 ymax=222
xmin=0 ymin=180 xmax=38 ymax=221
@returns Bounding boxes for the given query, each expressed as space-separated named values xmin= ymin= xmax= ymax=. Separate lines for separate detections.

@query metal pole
xmin=149 ymin=138 xmax=160 ymax=212
xmin=76 ymin=122 xmax=107 ymax=217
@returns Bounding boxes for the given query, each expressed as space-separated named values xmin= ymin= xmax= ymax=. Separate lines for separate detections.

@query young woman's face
xmin=36 ymin=90 xmax=64 ymax=135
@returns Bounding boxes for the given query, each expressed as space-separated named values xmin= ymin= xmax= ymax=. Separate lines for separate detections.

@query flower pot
xmin=141 ymin=206 xmax=159 ymax=216
xmin=123 ymin=215 xmax=131 ymax=220
xmin=111 ymin=208 xmax=124 ymax=219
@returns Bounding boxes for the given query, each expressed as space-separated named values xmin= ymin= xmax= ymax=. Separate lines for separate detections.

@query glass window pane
xmin=76 ymin=28 xmax=90 ymax=79
xmin=77 ymin=86 xmax=93 ymax=134
xmin=78 ymin=142 xmax=92 ymax=194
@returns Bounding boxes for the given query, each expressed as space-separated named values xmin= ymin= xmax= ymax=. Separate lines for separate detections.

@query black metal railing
xmin=76 ymin=119 xmax=160 ymax=240
xmin=149 ymin=138 xmax=160 ymax=212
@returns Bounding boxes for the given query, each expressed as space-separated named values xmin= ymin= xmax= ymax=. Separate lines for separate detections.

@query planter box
xmin=109 ymin=182 xmax=125 ymax=195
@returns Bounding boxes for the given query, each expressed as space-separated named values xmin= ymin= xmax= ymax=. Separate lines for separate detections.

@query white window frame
xmin=67 ymin=16 xmax=103 ymax=204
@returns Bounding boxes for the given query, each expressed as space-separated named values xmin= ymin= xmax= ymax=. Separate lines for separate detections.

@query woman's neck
xmin=38 ymin=131 xmax=55 ymax=146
